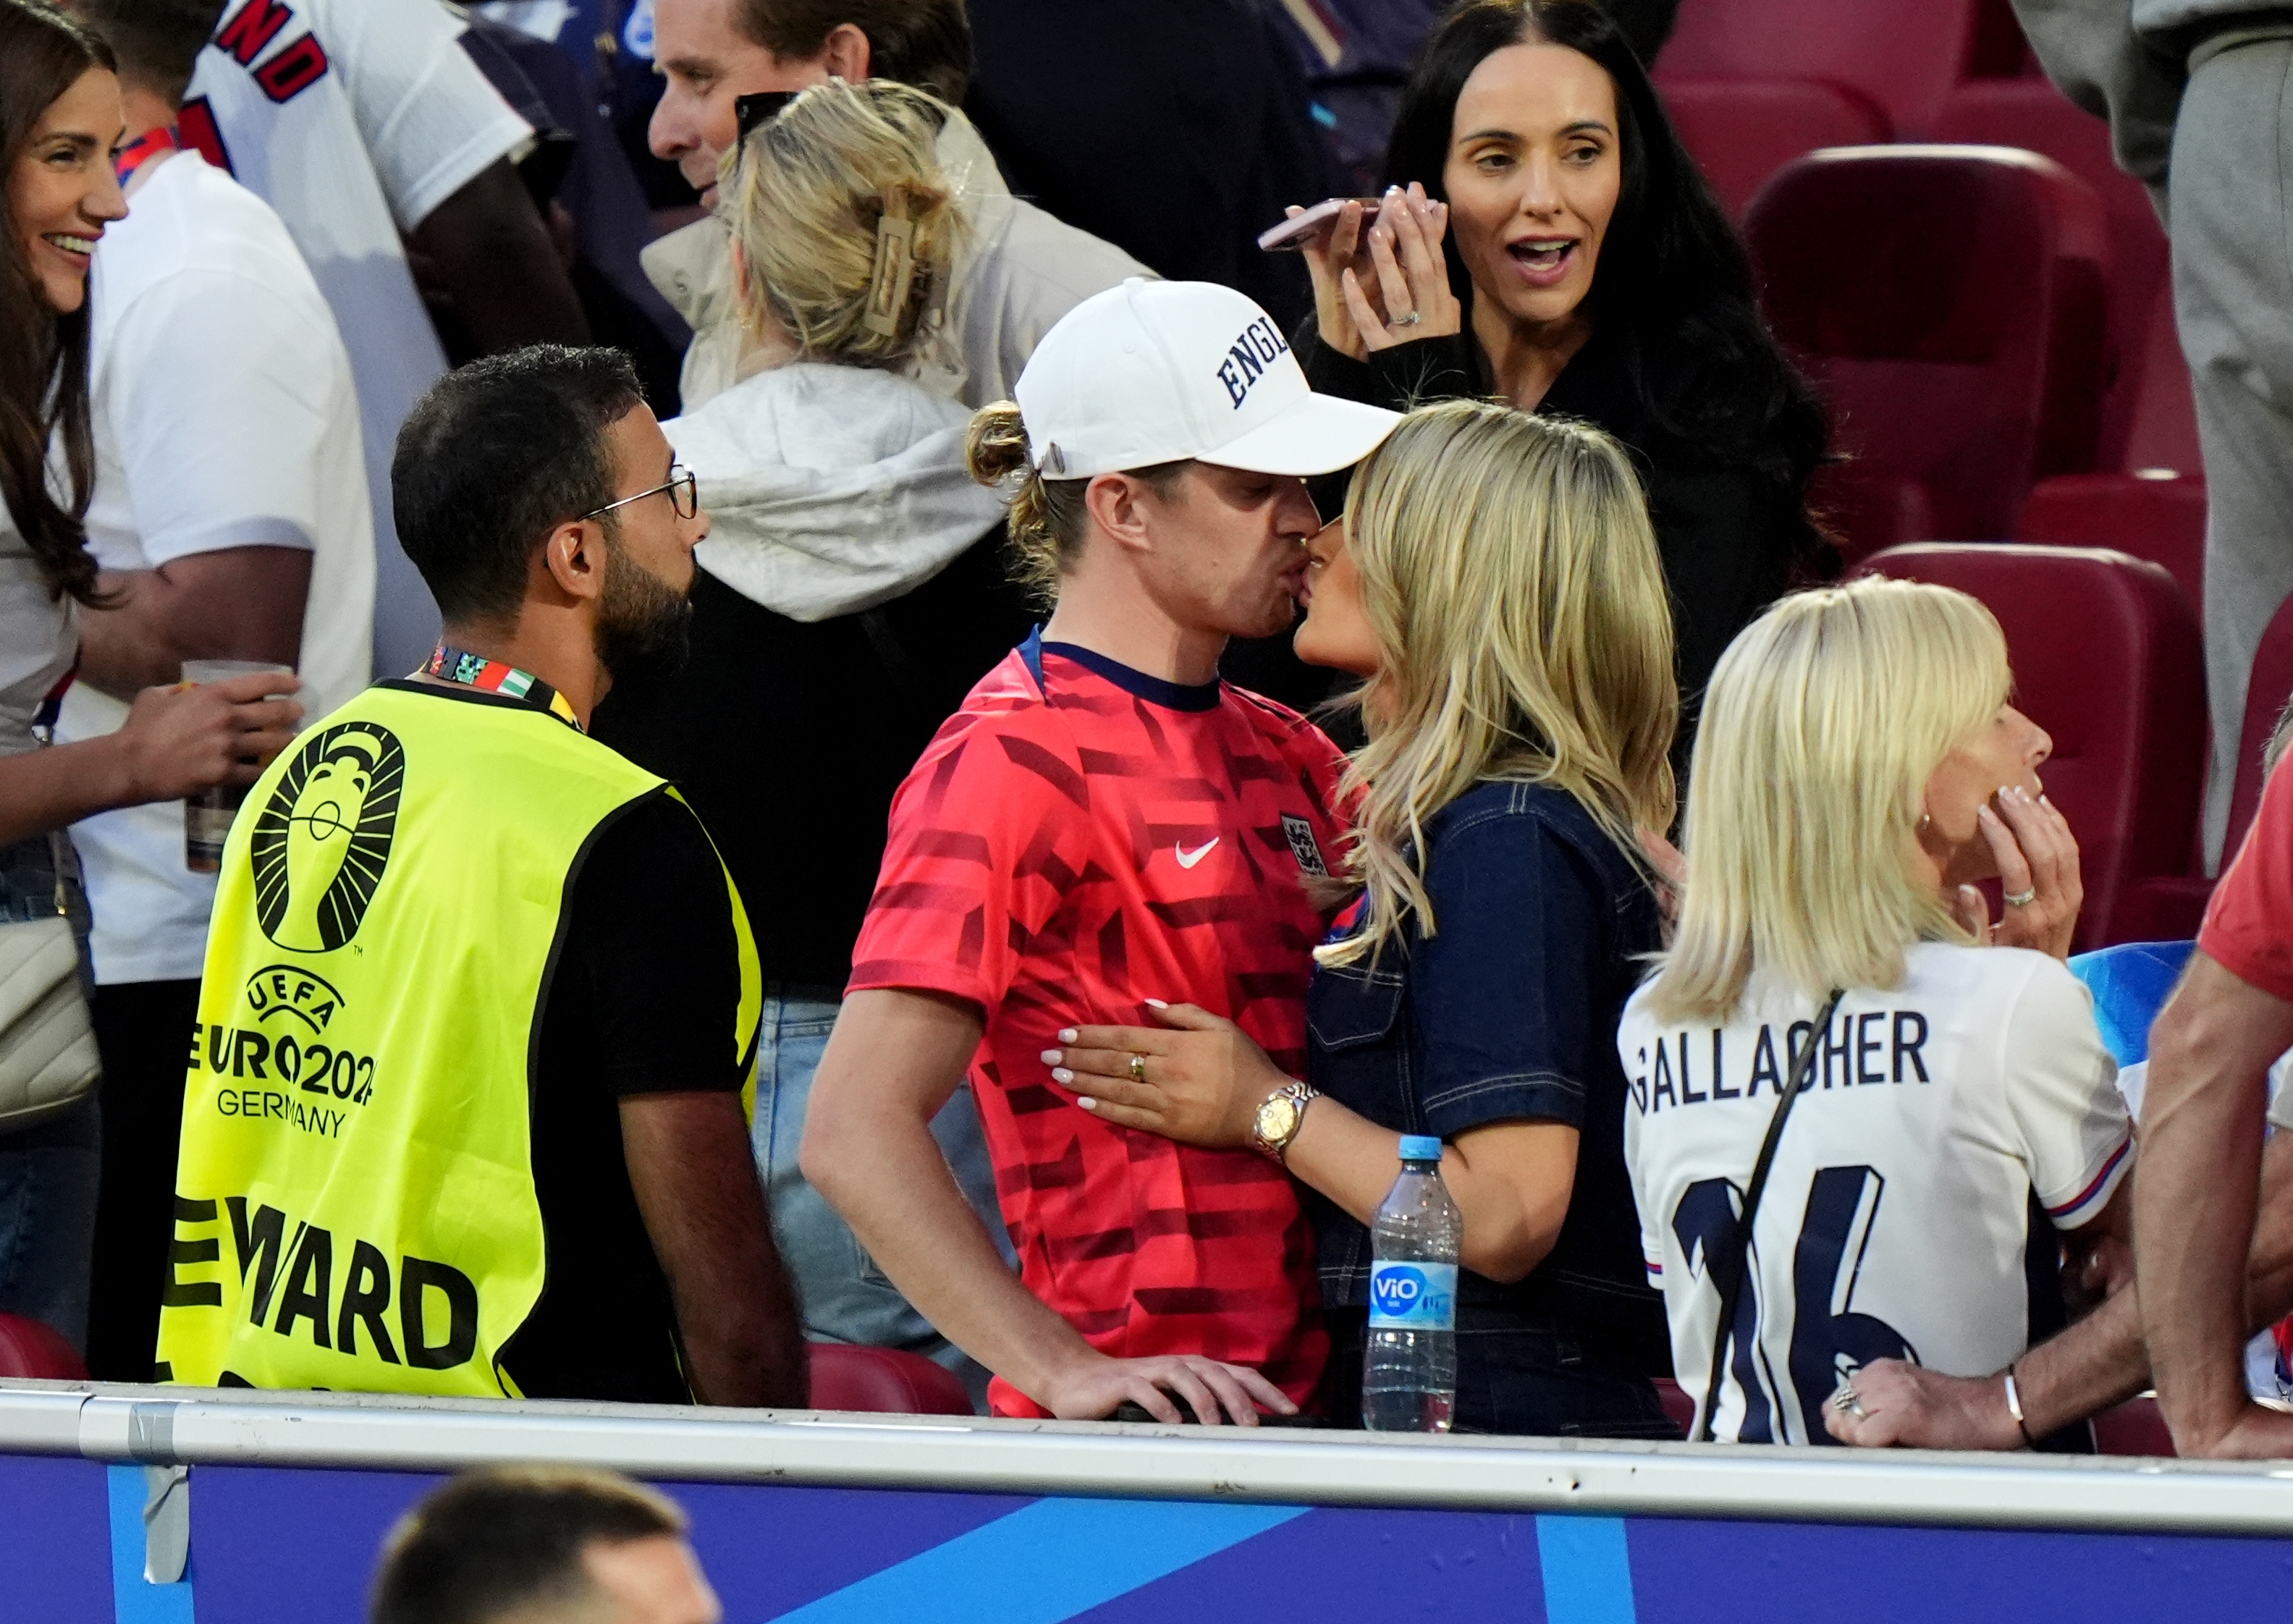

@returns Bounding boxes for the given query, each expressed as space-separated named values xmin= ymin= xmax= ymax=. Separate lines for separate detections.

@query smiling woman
xmin=1293 ymin=0 xmax=1832 ymax=758
xmin=0 ymin=0 xmax=308 ymax=1363
xmin=0 ymin=0 xmax=123 ymax=612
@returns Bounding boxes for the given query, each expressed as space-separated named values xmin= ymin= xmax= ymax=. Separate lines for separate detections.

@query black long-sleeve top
xmin=1301 ymin=329 xmax=1817 ymax=747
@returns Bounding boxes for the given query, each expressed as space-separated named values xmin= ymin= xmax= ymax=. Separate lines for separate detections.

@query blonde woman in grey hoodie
xmin=590 ymin=78 xmax=1035 ymax=1407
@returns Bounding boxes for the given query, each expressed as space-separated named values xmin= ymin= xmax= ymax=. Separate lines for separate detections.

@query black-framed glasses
xmin=582 ymin=465 xmax=698 ymax=523
xmin=734 ymin=90 xmax=799 ymax=145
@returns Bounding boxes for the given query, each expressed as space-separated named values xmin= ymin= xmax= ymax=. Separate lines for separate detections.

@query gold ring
xmin=1129 ymin=1054 xmax=1147 ymax=1084
xmin=2004 ymin=887 xmax=2037 ymax=908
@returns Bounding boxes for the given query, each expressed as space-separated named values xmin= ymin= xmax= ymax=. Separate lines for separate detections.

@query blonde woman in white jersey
xmin=1619 ymin=577 xmax=2132 ymax=1447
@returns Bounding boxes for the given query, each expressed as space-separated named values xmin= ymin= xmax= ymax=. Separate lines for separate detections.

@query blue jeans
xmin=0 ymin=836 xmax=99 ymax=1353
xmin=751 ymin=987 xmax=1009 ymax=1409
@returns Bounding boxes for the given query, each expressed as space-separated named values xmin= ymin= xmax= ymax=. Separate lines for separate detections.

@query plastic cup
xmin=182 ymin=660 xmax=295 ymax=874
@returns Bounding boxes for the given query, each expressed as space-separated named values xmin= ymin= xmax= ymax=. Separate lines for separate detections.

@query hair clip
xmin=863 ymin=187 xmax=916 ymax=339
xmin=1036 ymin=441 xmax=1066 ymax=476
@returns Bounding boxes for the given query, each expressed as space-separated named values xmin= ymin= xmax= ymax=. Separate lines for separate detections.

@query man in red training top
xmin=803 ymin=279 xmax=1398 ymax=1423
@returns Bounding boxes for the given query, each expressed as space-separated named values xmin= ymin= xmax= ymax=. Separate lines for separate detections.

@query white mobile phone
xmin=1257 ymin=196 xmax=1387 ymax=253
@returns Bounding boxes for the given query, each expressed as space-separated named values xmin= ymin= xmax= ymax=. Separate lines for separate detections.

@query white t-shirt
xmin=1620 ymin=942 xmax=2132 ymax=1445
xmin=56 ymin=151 xmax=373 ymax=986
xmin=185 ymin=0 xmax=528 ymax=677
xmin=0 ymin=509 xmax=75 ymax=762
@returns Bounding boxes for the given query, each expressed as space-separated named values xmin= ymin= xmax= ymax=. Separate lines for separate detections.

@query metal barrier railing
xmin=8 ymin=1379 xmax=2293 ymax=1535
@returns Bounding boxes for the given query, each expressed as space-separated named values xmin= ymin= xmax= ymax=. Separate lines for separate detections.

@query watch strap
xmin=1250 ymin=1080 xmax=1320 ymax=1164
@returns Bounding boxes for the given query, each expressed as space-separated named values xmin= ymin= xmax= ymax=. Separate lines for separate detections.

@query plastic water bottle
xmin=1363 ymin=1135 xmax=1461 ymax=1432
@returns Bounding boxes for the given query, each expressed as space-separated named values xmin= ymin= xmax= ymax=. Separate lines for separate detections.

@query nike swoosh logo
xmin=1175 ymin=837 xmax=1220 ymax=870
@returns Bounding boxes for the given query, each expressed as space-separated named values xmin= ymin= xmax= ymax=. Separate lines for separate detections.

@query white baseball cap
xmin=1012 ymin=279 xmax=1401 ymax=479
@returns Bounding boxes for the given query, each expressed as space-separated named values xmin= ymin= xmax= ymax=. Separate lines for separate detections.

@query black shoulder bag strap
xmin=1692 ymin=987 xmax=1846 ymax=1444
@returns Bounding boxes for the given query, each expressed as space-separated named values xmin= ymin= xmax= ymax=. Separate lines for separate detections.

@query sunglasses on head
xmin=734 ymin=90 xmax=800 ymax=145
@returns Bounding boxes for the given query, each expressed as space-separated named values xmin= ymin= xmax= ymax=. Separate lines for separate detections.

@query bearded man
xmin=156 ymin=347 xmax=803 ymax=1408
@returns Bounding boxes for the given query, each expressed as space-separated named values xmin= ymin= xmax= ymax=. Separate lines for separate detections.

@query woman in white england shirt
xmin=1618 ymin=577 xmax=2132 ymax=1447
xmin=0 ymin=4 xmax=298 ymax=1351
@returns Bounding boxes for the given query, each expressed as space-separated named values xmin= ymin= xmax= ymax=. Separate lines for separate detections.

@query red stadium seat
xmin=2091 ymin=1395 xmax=2177 ymax=1457
xmin=0 ymin=1313 xmax=86 ymax=1380
xmin=1659 ymin=0 xmax=2025 ymax=136
xmin=1862 ymin=544 xmax=2205 ymax=951
xmin=1656 ymin=77 xmax=1892 ymax=219
xmin=2119 ymin=279 xmax=2204 ymax=478
xmin=2018 ymin=470 xmax=2205 ymax=621
xmin=2095 ymin=562 xmax=2293 ymax=940
xmin=806 ymin=1343 xmax=974 ymax=1416
xmin=2224 ymin=592 xmax=2293 ymax=860
xmin=1931 ymin=80 xmax=2174 ymax=472
xmin=1652 ymin=1376 xmax=1697 ymax=1436
xmin=1749 ymin=147 xmax=2108 ymax=562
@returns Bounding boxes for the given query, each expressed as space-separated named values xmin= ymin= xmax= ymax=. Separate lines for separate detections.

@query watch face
xmin=1257 ymin=1095 xmax=1299 ymax=1143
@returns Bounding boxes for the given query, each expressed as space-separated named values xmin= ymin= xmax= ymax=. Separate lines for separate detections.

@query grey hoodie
xmin=2011 ymin=0 xmax=2293 ymax=189
xmin=666 ymin=361 xmax=1008 ymax=622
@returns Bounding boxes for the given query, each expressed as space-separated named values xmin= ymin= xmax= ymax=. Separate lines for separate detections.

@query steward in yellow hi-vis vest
xmin=156 ymin=677 xmax=760 ymax=1395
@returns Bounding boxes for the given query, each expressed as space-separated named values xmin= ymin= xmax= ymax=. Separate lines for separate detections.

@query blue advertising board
xmin=7 ymin=1384 xmax=2293 ymax=1623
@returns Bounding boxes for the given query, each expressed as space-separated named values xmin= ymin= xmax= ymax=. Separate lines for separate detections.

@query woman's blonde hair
xmin=963 ymin=408 xmax=1188 ymax=606
xmin=1319 ymin=400 xmax=1678 ymax=968
xmin=719 ymin=77 xmax=963 ymax=368
xmin=1645 ymin=576 xmax=2013 ymax=1021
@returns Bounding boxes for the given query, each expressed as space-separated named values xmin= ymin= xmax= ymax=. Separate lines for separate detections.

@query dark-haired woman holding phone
xmin=0 ymin=0 xmax=300 ymax=1353
xmin=1291 ymin=0 xmax=1830 ymax=735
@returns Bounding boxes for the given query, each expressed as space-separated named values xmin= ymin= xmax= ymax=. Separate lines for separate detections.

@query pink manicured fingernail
xmin=1977 ymin=803 xmax=1998 ymax=821
xmin=1041 ymin=1049 xmax=1062 ymax=1065
xmin=1077 ymin=1096 xmax=1098 ymax=1111
xmin=1145 ymin=999 xmax=1169 ymax=1010
xmin=1052 ymin=1067 xmax=1074 ymax=1083
xmin=1057 ymin=1028 xmax=1078 ymax=1042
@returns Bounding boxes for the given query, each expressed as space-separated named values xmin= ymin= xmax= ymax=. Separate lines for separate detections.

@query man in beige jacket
xmin=643 ymin=0 xmax=1151 ymax=410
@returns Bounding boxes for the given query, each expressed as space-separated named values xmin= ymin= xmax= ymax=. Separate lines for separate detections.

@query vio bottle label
xmin=1368 ymin=1261 xmax=1457 ymax=1329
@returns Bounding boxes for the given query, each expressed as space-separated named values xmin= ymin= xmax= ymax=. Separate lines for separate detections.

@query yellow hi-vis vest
xmin=156 ymin=682 xmax=760 ymax=1396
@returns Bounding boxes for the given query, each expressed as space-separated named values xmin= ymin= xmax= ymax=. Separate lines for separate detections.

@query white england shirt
xmin=184 ymin=0 xmax=528 ymax=678
xmin=59 ymin=151 xmax=373 ymax=985
xmin=1620 ymin=942 xmax=2132 ymax=1445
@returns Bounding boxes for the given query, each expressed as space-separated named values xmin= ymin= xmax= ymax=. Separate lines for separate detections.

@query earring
xmin=1917 ymin=812 xmax=1933 ymax=834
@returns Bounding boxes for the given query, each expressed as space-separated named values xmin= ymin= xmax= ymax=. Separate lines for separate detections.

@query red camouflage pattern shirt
xmin=849 ymin=636 xmax=1345 ymax=1416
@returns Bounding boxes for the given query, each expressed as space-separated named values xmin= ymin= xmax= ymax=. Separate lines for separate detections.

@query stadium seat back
xmin=1751 ymin=148 xmax=2108 ymax=560
xmin=1660 ymin=0 xmax=2024 ymax=135
xmin=1862 ymin=544 xmax=2205 ymax=950
xmin=806 ymin=1343 xmax=974 ymax=1416
xmin=1656 ymin=76 xmax=1892 ymax=218
xmin=1932 ymin=80 xmax=2174 ymax=471
xmin=2225 ymin=592 xmax=2293 ymax=863
xmin=2018 ymin=471 xmax=2205 ymax=621
xmin=0 ymin=1313 xmax=86 ymax=1380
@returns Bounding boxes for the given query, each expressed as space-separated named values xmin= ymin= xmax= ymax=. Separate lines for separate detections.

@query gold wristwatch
xmin=1249 ymin=1081 xmax=1320 ymax=1165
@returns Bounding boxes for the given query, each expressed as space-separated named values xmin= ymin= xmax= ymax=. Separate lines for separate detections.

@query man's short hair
xmin=369 ymin=1465 xmax=686 ymax=1624
xmin=733 ymin=0 xmax=972 ymax=104
xmin=392 ymin=346 xmax=644 ymax=625
xmin=68 ymin=0 xmax=224 ymax=103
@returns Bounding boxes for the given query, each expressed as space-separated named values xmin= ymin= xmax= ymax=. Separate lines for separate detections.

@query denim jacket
xmin=1305 ymin=780 xmax=1666 ymax=1342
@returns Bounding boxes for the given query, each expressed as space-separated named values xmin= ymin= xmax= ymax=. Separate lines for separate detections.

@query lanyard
xmin=115 ymin=125 xmax=179 ymax=189
xmin=421 ymin=644 xmax=583 ymax=733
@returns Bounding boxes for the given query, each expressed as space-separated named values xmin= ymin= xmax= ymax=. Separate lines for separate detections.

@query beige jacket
xmin=642 ymin=107 xmax=1152 ymax=411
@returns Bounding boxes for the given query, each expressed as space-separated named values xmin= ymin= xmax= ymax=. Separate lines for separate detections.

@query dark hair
xmin=0 ymin=0 xmax=114 ymax=606
xmin=390 ymin=345 xmax=644 ymax=624
xmin=733 ymin=0 xmax=973 ymax=103
xmin=1384 ymin=0 xmax=1826 ymax=536
xmin=71 ymin=0 xmax=224 ymax=104
xmin=369 ymin=1466 xmax=686 ymax=1624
